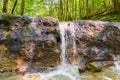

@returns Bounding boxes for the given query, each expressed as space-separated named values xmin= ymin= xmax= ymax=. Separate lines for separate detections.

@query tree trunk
xmin=66 ymin=0 xmax=68 ymax=20
xmin=11 ymin=0 xmax=18 ymax=14
xmin=111 ymin=0 xmax=120 ymax=13
xmin=59 ymin=0 xmax=63 ymax=21
xmin=75 ymin=0 xmax=77 ymax=20
xmin=21 ymin=0 xmax=25 ymax=15
xmin=92 ymin=0 xmax=94 ymax=15
xmin=3 ymin=0 xmax=8 ymax=13
xmin=86 ymin=0 xmax=89 ymax=18
xmin=49 ymin=0 xmax=53 ymax=16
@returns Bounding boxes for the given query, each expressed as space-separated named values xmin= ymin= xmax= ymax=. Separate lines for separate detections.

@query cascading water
xmin=59 ymin=22 xmax=77 ymax=65
xmin=59 ymin=22 xmax=68 ymax=65
xmin=69 ymin=22 xmax=77 ymax=64
xmin=22 ymin=21 xmax=120 ymax=80
xmin=1 ymin=14 xmax=120 ymax=80
xmin=22 ymin=22 xmax=80 ymax=80
xmin=70 ymin=23 xmax=76 ymax=54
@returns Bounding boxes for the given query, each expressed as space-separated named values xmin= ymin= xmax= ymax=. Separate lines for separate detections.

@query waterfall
xmin=59 ymin=22 xmax=77 ymax=66
xmin=59 ymin=22 xmax=68 ymax=65
xmin=69 ymin=22 xmax=77 ymax=63
xmin=23 ymin=22 xmax=79 ymax=80
xmin=22 ymin=21 xmax=120 ymax=80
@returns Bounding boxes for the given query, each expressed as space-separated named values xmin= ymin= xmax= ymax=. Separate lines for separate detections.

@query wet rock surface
xmin=0 ymin=14 xmax=120 ymax=73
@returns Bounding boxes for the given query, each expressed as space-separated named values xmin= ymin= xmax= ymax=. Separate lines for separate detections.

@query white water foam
xmin=112 ymin=55 xmax=120 ymax=73
xmin=101 ymin=76 xmax=112 ymax=80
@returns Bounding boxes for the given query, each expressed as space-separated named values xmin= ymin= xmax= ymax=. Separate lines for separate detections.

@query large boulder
xmin=97 ymin=24 xmax=120 ymax=54
xmin=0 ymin=14 xmax=60 ymax=72
xmin=74 ymin=21 xmax=120 ymax=72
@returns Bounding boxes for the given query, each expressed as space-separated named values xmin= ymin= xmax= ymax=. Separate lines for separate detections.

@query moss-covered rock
xmin=41 ymin=17 xmax=59 ymax=26
xmin=0 ymin=55 xmax=16 ymax=72
xmin=86 ymin=62 xmax=102 ymax=72
xmin=0 ymin=45 xmax=17 ymax=72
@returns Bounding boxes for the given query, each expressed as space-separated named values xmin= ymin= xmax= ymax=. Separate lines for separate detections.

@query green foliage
xmin=25 ymin=0 xmax=49 ymax=16
xmin=90 ymin=13 xmax=120 ymax=22
xmin=0 ymin=1 xmax=2 ymax=13
xmin=99 ymin=14 xmax=120 ymax=22
xmin=0 ymin=0 xmax=120 ymax=21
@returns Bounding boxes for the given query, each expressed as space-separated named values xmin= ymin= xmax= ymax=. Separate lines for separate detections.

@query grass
xmin=89 ymin=13 xmax=120 ymax=22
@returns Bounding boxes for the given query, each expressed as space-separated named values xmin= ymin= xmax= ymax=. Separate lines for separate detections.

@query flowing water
xmin=69 ymin=22 xmax=77 ymax=64
xmin=111 ymin=55 xmax=120 ymax=80
xmin=22 ymin=22 xmax=80 ymax=80
xmin=22 ymin=22 xmax=120 ymax=80
xmin=59 ymin=22 xmax=68 ymax=65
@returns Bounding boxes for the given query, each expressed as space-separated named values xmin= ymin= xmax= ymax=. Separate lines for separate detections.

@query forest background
xmin=0 ymin=0 xmax=120 ymax=21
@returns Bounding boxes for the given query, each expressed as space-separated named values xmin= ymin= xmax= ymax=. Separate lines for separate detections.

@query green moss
xmin=0 ymin=56 xmax=17 ymax=72
xmin=0 ymin=73 xmax=22 ymax=80
xmin=0 ymin=13 xmax=21 ymax=31
xmin=99 ymin=14 xmax=120 ymax=22
xmin=86 ymin=62 xmax=102 ymax=73
xmin=0 ymin=45 xmax=7 ymax=54
xmin=0 ymin=13 xmax=20 ymax=23
xmin=0 ymin=45 xmax=17 ymax=72
xmin=89 ymin=13 xmax=120 ymax=22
